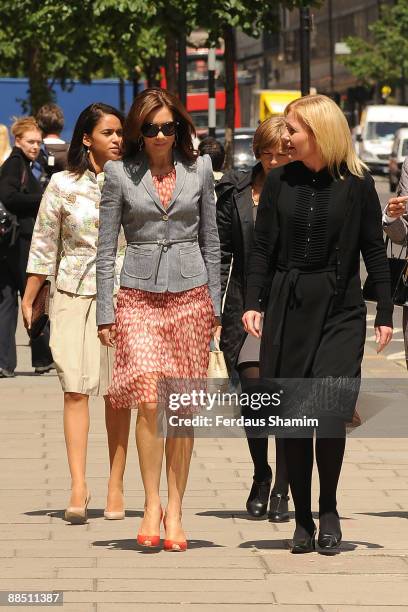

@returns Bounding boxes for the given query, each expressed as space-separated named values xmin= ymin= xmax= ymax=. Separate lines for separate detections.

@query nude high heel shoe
xmin=104 ymin=490 xmax=125 ymax=520
xmin=104 ymin=509 xmax=125 ymax=520
xmin=65 ymin=491 xmax=91 ymax=525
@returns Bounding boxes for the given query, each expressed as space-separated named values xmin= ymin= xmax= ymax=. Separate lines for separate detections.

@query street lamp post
xmin=178 ymin=32 xmax=187 ymax=107
xmin=208 ymin=47 xmax=216 ymax=137
xmin=299 ymin=6 xmax=311 ymax=96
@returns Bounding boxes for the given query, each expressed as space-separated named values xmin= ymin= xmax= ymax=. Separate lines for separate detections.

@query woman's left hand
xmin=98 ymin=323 xmax=117 ymax=347
xmin=212 ymin=316 xmax=222 ymax=337
xmin=375 ymin=326 xmax=393 ymax=353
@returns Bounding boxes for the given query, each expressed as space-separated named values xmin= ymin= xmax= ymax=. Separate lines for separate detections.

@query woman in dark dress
xmin=216 ymin=117 xmax=292 ymax=521
xmin=243 ymin=95 xmax=393 ymax=553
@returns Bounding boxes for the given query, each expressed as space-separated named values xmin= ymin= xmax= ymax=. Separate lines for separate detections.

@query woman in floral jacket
xmin=22 ymin=103 xmax=130 ymax=524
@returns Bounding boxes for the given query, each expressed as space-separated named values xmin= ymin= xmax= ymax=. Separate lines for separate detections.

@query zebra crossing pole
xmin=208 ymin=47 xmax=216 ymax=137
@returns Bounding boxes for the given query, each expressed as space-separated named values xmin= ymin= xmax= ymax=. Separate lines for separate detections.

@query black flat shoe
xmin=268 ymin=493 xmax=290 ymax=522
xmin=290 ymin=524 xmax=316 ymax=554
xmin=246 ymin=478 xmax=272 ymax=518
xmin=318 ymin=512 xmax=342 ymax=549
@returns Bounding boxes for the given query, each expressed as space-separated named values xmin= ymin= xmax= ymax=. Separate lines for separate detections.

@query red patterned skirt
xmin=108 ymin=285 xmax=214 ymax=409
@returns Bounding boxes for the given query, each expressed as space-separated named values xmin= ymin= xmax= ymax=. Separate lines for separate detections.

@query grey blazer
xmin=96 ymin=152 xmax=221 ymax=325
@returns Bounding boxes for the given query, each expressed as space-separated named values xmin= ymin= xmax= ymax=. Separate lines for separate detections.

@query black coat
xmin=246 ymin=162 xmax=393 ymax=328
xmin=216 ymin=163 xmax=270 ymax=372
xmin=0 ymin=147 xmax=42 ymax=236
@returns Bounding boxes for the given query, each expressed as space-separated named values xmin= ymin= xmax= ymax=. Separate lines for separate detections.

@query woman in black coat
xmin=216 ymin=117 xmax=291 ymax=521
xmin=243 ymin=95 xmax=393 ymax=553
xmin=0 ymin=117 xmax=53 ymax=377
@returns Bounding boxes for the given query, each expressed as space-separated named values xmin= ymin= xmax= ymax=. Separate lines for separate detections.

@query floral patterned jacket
xmin=27 ymin=169 xmax=125 ymax=295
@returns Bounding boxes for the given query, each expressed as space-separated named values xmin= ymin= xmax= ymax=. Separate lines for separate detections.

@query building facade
xmin=236 ymin=0 xmax=393 ymax=126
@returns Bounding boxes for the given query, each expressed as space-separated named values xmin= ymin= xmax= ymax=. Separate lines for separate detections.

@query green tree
xmin=338 ymin=0 xmax=408 ymax=104
xmin=196 ymin=0 xmax=319 ymax=168
xmin=93 ymin=1 xmax=165 ymax=93
xmin=0 ymin=0 xmax=99 ymax=112
xmin=0 ymin=0 xmax=165 ymax=112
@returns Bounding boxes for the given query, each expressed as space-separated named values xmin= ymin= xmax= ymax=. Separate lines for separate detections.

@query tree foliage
xmin=0 ymin=0 xmax=319 ymax=127
xmin=0 ymin=0 xmax=99 ymax=111
xmin=338 ymin=0 xmax=408 ymax=101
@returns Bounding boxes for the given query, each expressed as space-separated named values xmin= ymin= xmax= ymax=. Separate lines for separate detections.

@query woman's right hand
xmin=97 ymin=324 xmax=117 ymax=347
xmin=386 ymin=196 xmax=408 ymax=218
xmin=242 ymin=310 xmax=262 ymax=338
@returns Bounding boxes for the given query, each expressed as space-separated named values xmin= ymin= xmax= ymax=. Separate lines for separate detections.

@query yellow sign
xmin=258 ymin=90 xmax=301 ymax=121
xmin=381 ymin=85 xmax=392 ymax=98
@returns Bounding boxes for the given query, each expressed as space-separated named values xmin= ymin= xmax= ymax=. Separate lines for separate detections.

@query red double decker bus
xmin=161 ymin=47 xmax=241 ymax=134
xmin=186 ymin=48 xmax=241 ymax=133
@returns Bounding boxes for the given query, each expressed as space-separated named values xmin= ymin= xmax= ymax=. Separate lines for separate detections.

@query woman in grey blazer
xmin=96 ymin=88 xmax=221 ymax=551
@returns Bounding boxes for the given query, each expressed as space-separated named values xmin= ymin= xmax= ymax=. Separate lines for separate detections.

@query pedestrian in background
xmin=22 ymin=103 xmax=130 ymax=524
xmin=198 ymin=136 xmax=225 ymax=183
xmin=243 ymin=95 xmax=393 ymax=553
xmin=0 ymin=123 xmax=11 ymax=165
xmin=35 ymin=104 xmax=69 ymax=189
xmin=96 ymin=87 xmax=221 ymax=551
xmin=0 ymin=117 xmax=53 ymax=378
xmin=216 ymin=117 xmax=291 ymax=522
xmin=382 ymin=159 xmax=408 ymax=369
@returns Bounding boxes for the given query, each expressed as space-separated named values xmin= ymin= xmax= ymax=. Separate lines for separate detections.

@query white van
xmin=389 ymin=128 xmax=408 ymax=192
xmin=355 ymin=105 xmax=408 ymax=174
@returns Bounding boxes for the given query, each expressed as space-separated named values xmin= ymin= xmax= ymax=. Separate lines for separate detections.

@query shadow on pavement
xmin=239 ymin=539 xmax=383 ymax=553
xmin=196 ymin=510 xmax=352 ymax=522
xmin=91 ymin=538 xmax=224 ymax=552
xmin=24 ymin=509 xmax=144 ymax=519
xmin=358 ymin=511 xmax=408 ymax=519
xmin=14 ymin=371 xmax=58 ymax=377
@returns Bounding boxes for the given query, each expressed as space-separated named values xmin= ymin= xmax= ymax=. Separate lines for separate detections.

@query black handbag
xmin=363 ymin=237 xmax=408 ymax=306
xmin=0 ymin=200 xmax=19 ymax=248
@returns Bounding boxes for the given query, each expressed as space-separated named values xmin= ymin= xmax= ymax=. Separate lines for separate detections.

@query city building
xmin=236 ymin=0 xmax=394 ymax=126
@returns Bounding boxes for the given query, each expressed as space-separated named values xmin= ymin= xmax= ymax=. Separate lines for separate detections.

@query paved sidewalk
xmin=1 ymin=310 xmax=408 ymax=611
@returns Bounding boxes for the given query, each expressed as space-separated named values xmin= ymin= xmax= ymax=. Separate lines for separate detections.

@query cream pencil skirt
xmin=49 ymin=289 xmax=114 ymax=396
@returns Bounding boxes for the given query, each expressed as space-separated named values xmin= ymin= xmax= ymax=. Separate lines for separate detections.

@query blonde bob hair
xmin=10 ymin=116 xmax=41 ymax=140
xmin=253 ymin=116 xmax=286 ymax=159
xmin=284 ymin=94 xmax=367 ymax=178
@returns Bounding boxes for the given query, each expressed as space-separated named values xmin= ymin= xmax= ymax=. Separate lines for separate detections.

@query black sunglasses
xmin=141 ymin=121 xmax=178 ymax=138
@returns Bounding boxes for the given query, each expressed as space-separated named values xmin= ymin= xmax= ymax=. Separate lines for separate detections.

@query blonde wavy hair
xmin=284 ymin=94 xmax=367 ymax=178
xmin=253 ymin=116 xmax=286 ymax=159
xmin=0 ymin=124 xmax=11 ymax=163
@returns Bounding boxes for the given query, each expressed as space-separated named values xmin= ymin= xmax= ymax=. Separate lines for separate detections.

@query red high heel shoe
xmin=137 ymin=507 xmax=163 ymax=548
xmin=163 ymin=514 xmax=188 ymax=552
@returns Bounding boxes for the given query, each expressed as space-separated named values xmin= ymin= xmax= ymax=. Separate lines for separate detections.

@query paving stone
xmin=0 ymin=578 xmax=93 ymax=590
xmin=2 ymin=313 xmax=408 ymax=608
xmin=62 ymin=591 xmax=276 ymax=603
xmin=272 ymin=575 xmax=408 ymax=605
xmin=97 ymin=606 xmax=319 ymax=612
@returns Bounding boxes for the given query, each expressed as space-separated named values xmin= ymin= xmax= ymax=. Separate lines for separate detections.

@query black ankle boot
xmin=290 ymin=523 xmax=316 ymax=554
xmin=268 ymin=493 xmax=290 ymax=522
xmin=318 ymin=512 xmax=342 ymax=549
xmin=246 ymin=477 xmax=272 ymax=518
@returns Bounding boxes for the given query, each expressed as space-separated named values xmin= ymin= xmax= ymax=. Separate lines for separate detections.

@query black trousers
xmin=0 ymin=236 xmax=52 ymax=372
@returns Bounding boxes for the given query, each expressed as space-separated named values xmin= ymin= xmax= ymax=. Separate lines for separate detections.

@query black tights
xmin=238 ymin=362 xmax=289 ymax=495
xmin=284 ymin=428 xmax=346 ymax=535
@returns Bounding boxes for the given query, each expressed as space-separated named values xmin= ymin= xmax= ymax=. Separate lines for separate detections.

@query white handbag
xmin=207 ymin=336 xmax=229 ymax=379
